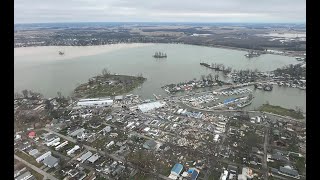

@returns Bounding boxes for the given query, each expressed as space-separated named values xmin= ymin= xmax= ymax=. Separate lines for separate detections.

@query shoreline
xmin=14 ymin=42 xmax=304 ymax=59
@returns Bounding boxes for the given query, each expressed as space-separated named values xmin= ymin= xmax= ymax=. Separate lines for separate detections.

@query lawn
xmin=15 ymin=150 xmax=43 ymax=168
xmin=258 ymin=104 xmax=304 ymax=119
xmin=28 ymin=168 xmax=44 ymax=180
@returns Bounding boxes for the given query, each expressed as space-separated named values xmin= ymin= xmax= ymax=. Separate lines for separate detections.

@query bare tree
xmin=201 ymin=75 xmax=206 ymax=81
xmin=57 ymin=91 xmax=62 ymax=99
xmin=207 ymin=74 xmax=213 ymax=82
xmin=22 ymin=89 xmax=28 ymax=98
xmin=102 ymin=68 xmax=110 ymax=77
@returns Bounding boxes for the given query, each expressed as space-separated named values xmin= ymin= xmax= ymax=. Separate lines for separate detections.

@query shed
xmin=28 ymin=149 xmax=39 ymax=157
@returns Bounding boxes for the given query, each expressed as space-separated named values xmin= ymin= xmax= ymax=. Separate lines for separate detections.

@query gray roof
xmin=279 ymin=166 xmax=299 ymax=177
xmin=87 ymin=153 xmax=99 ymax=163
xmin=270 ymin=168 xmax=279 ymax=174
xmin=45 ymin=134 xmax=57 ymax=141
xmin=138 ymin=101 xmax=165 ymax=113
xmin=115 ymin=95 xmax=123 ymax=100
xmin=143 ymin=140 xmax=157 ymax=149
xmin=43 ymin=155 xmax=59 ymax=167
xmin=69 ymin=128 xmax=85 ymax=137
xmin=271 ymin=153 xmax=288 ymax=162
xmin=79 ymin=151 xmax=93 ymax=162
xmin=28 ymin=149 xmax=39 ymax=157
xmin=15 ymin=171 xmax=33 ymax=180
xmin=227 ymin=165 xmax=238 ymax=173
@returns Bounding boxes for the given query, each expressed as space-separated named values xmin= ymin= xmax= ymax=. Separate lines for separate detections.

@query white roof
xmin=138 ymin=101 xmax=166 ymax=113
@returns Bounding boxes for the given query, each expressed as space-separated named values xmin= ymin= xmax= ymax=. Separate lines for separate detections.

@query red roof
xmin=28 ymin=131 xmax=36 ymax=138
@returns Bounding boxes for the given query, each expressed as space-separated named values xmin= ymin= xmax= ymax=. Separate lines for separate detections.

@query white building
xmin=36 ymin=151 xmax=52 ymax=163
xmin=137 ymin=101 xmax=166 ymax=113
xmin=77 ymin=98 xmax=113 ymax=107
xmin=46 ymin=137 xmax=60 ymax=146
xmin=67 ymin=145 xmax=80 ymax=156
xmin=55 ymin=141 xmax=68 ymax=151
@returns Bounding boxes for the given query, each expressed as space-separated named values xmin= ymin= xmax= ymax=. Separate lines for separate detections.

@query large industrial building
xmin=77 ymin=98 xmax=113 ymax=107
xmin=137 ymin=101 xmax=166 ymax=113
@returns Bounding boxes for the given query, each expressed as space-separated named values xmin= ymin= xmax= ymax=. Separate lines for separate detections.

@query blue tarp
xmin=224 ymin=98 xmax=235 ymax=104
xmin=191 ymin=170 xmax=199 ymax=180
xmin=171 ymin=163 xmax=183 ymax=175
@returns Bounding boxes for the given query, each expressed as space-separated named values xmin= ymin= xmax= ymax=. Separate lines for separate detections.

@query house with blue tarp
xmin=171 ymin=163 xmax=183 ymax=176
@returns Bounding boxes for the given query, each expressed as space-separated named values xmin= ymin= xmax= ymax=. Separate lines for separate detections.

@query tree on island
xmin=57 ymin=91 xmax=63 ymax=99
xmin=22 ymin=89 xmax=29 ymax=98
xmin=201 ymin=75 xmax=206 ymax=82
xmin=101 ymin=68 xmax=110 ymax=77
xmin=207 ymin=74 xmax=213 ymax=82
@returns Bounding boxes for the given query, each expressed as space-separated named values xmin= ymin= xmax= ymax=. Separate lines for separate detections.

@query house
xmin=28 ymin=131 xmax=36 ymax=138
xmin=45 ymin=134 xmax=57 ymax=142
xmin=43 ymin=155 xmax=59 ymax=168
xmin=14 ymin=167 xmax=27 ymax=178
xmin=171 ymin=163 xmax=183 ymax=176
xmin=279 ymin=166 xmax=299 ymax=178
xmin=102 ymin=126 xmax=111 ymax=134
xmin=69 ymin=128 xmax=85 ymax=137
xmin=15 ymin=171 xmax=34 ymax=180
xmin=36 ymin=151 xmax=51 ymax=163
xmin=143 ymin=140 xmax=157 ymax=150
xmin=115 ymin=96 xmax=123 ymax=101
xmin=271 ymin=152 xmax=288 ymax=162
xmin=67 ymin=145 xmax=80 ymax=156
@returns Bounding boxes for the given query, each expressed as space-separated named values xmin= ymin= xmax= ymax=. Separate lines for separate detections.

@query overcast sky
xmin=14 ymin=0 xmax=306 ymax=24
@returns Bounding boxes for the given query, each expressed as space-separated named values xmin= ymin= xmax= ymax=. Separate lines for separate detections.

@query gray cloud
xmin=14 ymin=0 xmax=306 ymax=23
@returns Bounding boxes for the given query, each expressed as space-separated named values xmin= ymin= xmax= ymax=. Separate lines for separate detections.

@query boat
xmin=59 ymin=51 xmax=65 ymax=55
xmin=153 ymin=51 xmax=167 ymax=58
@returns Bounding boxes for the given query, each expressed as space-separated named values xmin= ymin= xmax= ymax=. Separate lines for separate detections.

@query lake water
xmin=14 ymin=43 xmax=305 ymax=112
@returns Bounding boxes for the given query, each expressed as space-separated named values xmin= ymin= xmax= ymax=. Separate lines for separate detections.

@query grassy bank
xmin=258 ymin=104 xmax=304 ymax=119
xmin=15 ymin=150 xmax=43 ymax=168
xmin=73 ymin=73 xmax=146 ymax=98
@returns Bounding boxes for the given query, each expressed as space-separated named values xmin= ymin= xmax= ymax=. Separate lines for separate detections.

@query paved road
xmin=14 ymin=155 xmax=58 ymax=180
xmin=262 ymin=127 xmax=269 ymax=180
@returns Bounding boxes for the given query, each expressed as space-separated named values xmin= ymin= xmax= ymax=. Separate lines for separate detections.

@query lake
xmin=14 ymin=43 xmax=305 ymax=112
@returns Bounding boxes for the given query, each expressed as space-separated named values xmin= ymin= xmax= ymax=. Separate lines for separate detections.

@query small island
xmin=73 ymin=68 xmax=146 ymax=98
xmin=258 ymin=104 xmax=304 ymax=119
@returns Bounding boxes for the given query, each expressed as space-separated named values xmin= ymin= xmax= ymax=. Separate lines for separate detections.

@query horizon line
xmin=14 ymin=21 xmax=306 ymax=25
